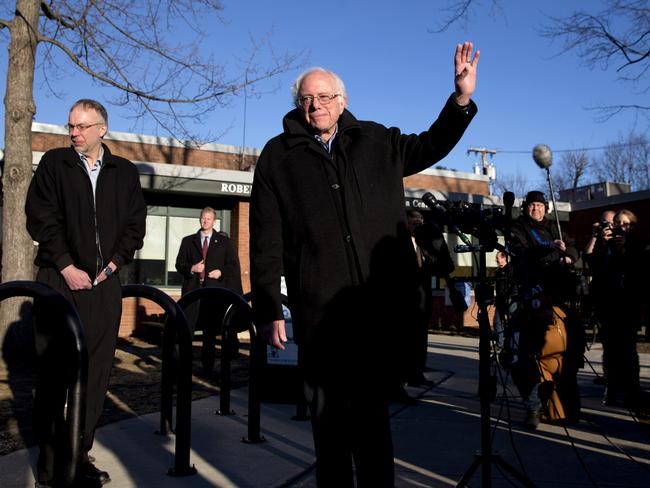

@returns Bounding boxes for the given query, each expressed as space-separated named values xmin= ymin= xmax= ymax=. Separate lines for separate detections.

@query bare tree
xmin=592 ymin=132 xmax=650 ymax=190
xmin=542 ymin=0 xmax=650 ymax=120
xmin=430 ymin=0 xmax=502 ymax=33
xmin=493 ymin=170 xmax=535 ymax=199
xmin=0 ymin=1 xmax=302 ymax=344
xmin=552 ymin=150 xmax=591 ymax=191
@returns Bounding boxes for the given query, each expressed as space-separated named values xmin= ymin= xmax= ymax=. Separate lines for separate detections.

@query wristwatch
xmin=103 ymin=266 xmax=114 ymax=277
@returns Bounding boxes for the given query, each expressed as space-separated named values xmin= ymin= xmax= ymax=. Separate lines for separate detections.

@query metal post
xmin=121 ymin=285 xmax=196 ymax=477
xmin=0 ymin=281 xmax=87 ymax=487
xmin=217 ymin=304 xmax=234 ymax=415
xmin=545 ymin=168 xmax=563 ymax=241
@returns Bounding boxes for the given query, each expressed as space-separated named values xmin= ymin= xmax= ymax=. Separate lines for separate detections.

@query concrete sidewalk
xmin=1 ymin=334 xmax=648 ymax=487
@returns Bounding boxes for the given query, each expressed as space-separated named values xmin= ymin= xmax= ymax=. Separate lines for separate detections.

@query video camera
xmin=435 ymin=200 xmax=505 ymax=235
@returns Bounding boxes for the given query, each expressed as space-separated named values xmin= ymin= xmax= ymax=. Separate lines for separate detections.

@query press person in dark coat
xmin=508 ymin=190 xmax=582 ymax=428
xmin=25 ymin=99 xmax=146 ymax=487
xmin=250 ymin=42 xmax=479 ymax=487
xmin=175 ymin=207 xmax=243 ymax=373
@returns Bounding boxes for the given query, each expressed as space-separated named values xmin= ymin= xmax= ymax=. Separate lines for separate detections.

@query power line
xmin=490 ymin=140 xmax=648 ymax=155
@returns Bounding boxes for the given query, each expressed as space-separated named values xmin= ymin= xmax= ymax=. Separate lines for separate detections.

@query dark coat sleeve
xmin=110 ymin=162 xmax=146 ymax=269
xmin=249 ymin=152 xmax=285 ymax=326
xmin=399 ymin=95 xmax=477 ymax=177
xmin=175 ymin=236 xmax=196 ymax=279
xmin=25 ymin=155 xmax=74 ymax=271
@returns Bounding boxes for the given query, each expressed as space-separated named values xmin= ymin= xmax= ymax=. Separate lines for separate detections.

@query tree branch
xmin=39 ymin=33 xmax=240 ymax=103
xmin=39 ymin=1 xmax=87 ymax=29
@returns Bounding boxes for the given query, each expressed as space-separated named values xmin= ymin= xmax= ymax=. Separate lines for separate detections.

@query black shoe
xmin=407 ymin=376 xmax=434 ymax=387
xmin=390 ymin=385 xmax=417 ymax=405
xmin=78 ymin=462 xmax=111 ymax=486
xmin=524 ymin=410 xmax=541 ymax=429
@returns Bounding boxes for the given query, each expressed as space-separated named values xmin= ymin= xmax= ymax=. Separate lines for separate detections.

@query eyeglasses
xmin=65 ymin=122 xmax=104 ymax=132
xmin=298 ymin=93 xmax=341 ymax=107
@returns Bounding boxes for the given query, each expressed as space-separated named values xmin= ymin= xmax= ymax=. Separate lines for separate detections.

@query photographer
xmin=507 ymin=191 xmax=582 ymax=428
xmin=582 ymin=210 xmax=616 ymax=385
xmin=596 ymin=209 xmax=647 ymax=409
xmin=584 ymin=210 xmax=615 ymax=257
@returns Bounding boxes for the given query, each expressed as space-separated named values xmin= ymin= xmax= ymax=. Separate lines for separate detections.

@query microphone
xmin=532 ymin=144 xmax=564 ymax=240
xmin=421 ymin=192 xmax=445 ymax=212
xmin=420 ymin=192 xmax=472 ymax=246
xmin=532 ymin=144 xmax=552 ymax=169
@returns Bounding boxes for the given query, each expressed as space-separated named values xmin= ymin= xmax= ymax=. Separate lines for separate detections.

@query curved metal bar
xmin=242 ymin=292 xmax=306 ymax=444
xmin=176 ymin=288 xmax=252 ymax=417
xmin=121 ymin=284 xmax=196 ymax=477
xmin=0 ymin=280 xmax=87 ymax=486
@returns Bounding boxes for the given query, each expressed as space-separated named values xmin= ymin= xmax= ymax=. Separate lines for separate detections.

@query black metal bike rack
xmin=0 ymin=281 xmax=87 ymax=487
xmin=176 ymin=287 xmax=254 ymax=418
xmin=121 ymin=284 xmax=196 ymax=477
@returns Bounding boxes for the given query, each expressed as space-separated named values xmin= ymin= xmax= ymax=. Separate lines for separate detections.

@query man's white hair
xmin=291 ymin=67 xmax=348 ymax=107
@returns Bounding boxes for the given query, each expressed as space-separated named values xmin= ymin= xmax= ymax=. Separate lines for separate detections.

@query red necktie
xmin=200 ymin=236 xmax=209 ymax=281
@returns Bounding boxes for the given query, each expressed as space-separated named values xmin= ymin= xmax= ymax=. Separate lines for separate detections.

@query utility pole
xmin=467 ymin=147 xmax=497 ymax=178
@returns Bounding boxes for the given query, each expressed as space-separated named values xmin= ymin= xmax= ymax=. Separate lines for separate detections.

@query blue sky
xmin=1 ymin=0 xmax=646 ymax=196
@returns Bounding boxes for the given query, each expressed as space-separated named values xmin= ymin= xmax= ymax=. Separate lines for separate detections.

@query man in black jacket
xmin=250 ymin=42 xmax=479 ymax=487
xmin=26 ymin=99 xmax=146 ymax=487
xmin=175 ymin=207 xmax=243 ymax=373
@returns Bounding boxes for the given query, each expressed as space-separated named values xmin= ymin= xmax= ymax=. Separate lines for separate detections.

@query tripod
xmin=456 ymin=241 xmax=537 ymax=488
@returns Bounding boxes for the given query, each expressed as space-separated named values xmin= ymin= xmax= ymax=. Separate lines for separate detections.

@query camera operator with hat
xmin=507 ymin=190 xmax=582 ymax=428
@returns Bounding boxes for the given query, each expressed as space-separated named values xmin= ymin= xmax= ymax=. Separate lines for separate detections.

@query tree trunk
xmin=1 ymin=0 xmax=40 ymax=355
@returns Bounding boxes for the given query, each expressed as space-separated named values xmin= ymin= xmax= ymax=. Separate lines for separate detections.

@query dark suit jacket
xmin=176 ymin=230 xmax=243 ymax=330
xmin=176 ymin=230 xmax=243 ymax=296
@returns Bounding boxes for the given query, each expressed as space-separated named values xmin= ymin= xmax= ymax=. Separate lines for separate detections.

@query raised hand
xmin=454 ymin=41 xmax=480 ymax=106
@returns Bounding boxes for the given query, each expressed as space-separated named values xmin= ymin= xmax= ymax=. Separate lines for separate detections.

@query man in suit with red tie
xmin=176 ymin=207 xmax=243 ymax=373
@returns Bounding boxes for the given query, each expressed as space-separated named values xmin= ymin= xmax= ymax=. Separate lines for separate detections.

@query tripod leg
xmin=456 ymin=454 xmax=482 ymax=487
xmin=493 ymin=455 xmax=539 ymax=488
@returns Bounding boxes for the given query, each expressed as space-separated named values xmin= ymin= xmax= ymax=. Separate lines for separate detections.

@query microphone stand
xmin=428 ymin=203 xmax=534 ymax=488
xmin=543 ymin=167 xmax=563 ymax=241
xmin=455 ymin=237 xmax=536 ymax=488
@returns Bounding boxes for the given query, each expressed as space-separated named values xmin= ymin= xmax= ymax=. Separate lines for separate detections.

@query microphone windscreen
xmin=532 ymin=144 xmax=552 ymax=169
xmin=503 ymin=191 xmax=515 ymax=208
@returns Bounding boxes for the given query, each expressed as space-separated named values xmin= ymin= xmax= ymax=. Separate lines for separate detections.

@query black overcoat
xmin=250 ymin=96 xmax=477 ymax=350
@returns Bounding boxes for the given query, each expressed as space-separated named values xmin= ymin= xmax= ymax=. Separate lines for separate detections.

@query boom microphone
xmin=532 ymin=144 xmax=563 ymax=240
xmin=532 ymin=144 xmax=552 ymax=169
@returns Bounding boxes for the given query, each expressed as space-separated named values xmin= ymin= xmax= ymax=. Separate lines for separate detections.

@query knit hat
xmin=524 ymin=190 xmax=547 ymax=206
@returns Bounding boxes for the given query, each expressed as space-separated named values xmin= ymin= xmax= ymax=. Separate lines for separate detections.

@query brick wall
xmin=404 ymin=173 xmax=490 ymax=196
xmin=120 ymin=293 xmax=180 ymax=338
xmin=32 ymin=132 xmax=258 ymax=170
